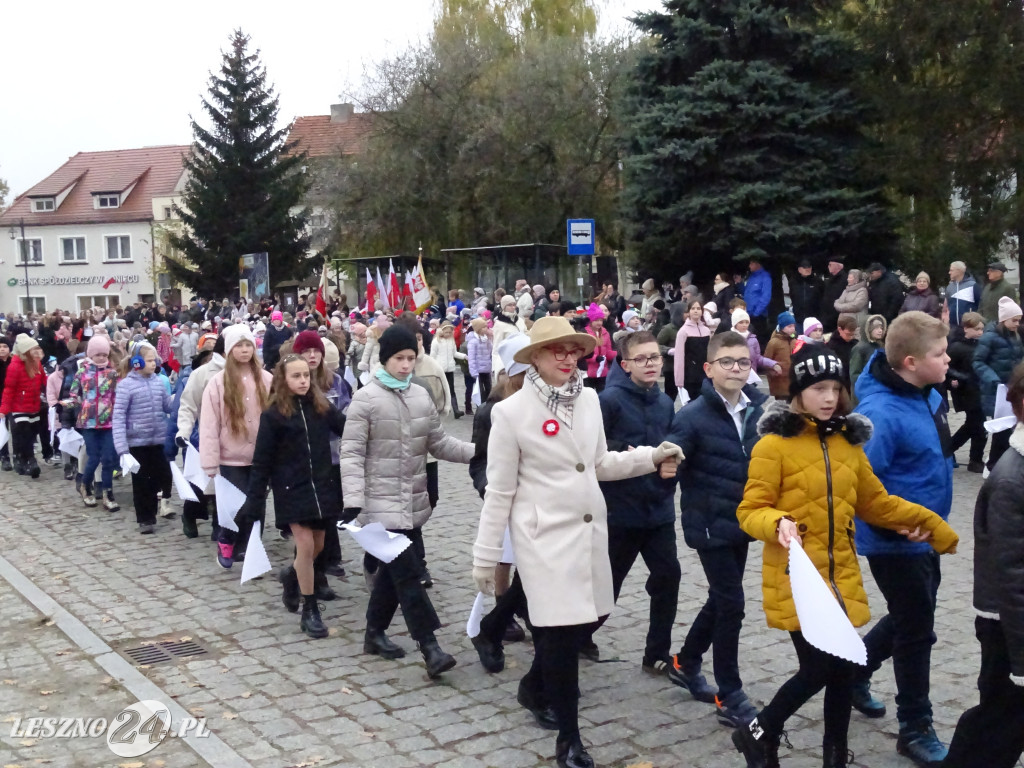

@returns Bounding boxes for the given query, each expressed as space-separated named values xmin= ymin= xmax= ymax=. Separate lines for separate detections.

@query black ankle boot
xmin=364 ymin=628 xmax=406 ymax=659
xmin=26 ymin=457 xmax=40 ymax=478
xmin=299 ymin=595 xmax=328 ymax=639
xmin=732 ymin=716 xmax=781 ymax=768
xmin=555 ymin=734 xmax=595 ymax=768
xmin=313 ymin=569 xmax=337 ymax=601
xmin=278 ymin=566 xmax=300 ymax=613
xmin=822 ymin=740 xmax=852 ymax=768
xmin=419 ymin=639 xmax=456 ymax=678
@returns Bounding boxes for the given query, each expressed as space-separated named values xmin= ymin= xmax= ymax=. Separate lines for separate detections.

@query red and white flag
xmin=314 ymin=263 xmax=329 ymax=317
xmin=376 ymin=265 xmax=390 ymax=309
xmin=365 ymin=267 xmax=377 ymax=311
xmin=388 ymin=259 xmax=402 ymax=309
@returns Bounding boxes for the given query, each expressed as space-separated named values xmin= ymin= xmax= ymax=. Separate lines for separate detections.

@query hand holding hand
xmin=658 ymin=457 xmax=680 ymax=479
xmin=777 ymin=517 xmax=801 ymax=548
xmin=652 ymin=441 xmax=684 ymax=465
xmin=473 ymin=565 xmax=496 ymax=596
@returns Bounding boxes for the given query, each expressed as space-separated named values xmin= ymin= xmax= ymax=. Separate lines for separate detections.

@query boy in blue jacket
xmin=666 ymin=330 xmax=767 ymax=728
xmin=853 ymin=311 xmax=954 ymax=767
xmin=582 ymin=331 xmax=679 ymax=671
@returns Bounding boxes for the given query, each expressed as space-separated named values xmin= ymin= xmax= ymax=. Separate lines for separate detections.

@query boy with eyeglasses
xmin=579 ymin=331 xmax=681 ymax=670
xmin=665 ymin=330 xmax=768 ymax=727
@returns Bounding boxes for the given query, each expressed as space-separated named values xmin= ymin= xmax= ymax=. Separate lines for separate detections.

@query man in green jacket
xmin=979 ymin=261 xmax=1019 ymax=323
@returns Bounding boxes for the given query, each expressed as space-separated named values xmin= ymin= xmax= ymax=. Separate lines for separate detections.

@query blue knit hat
xmin=776 ymin=311 xmax=796 ymax=331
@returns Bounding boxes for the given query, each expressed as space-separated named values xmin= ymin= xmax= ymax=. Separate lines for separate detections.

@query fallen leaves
xmin=240 ymin=691 xmax=251 ymax=698
xmin=221 ymin=712 xmax=237 ymax=720
xmin=38 ymin=691 xmax=55 ymax=696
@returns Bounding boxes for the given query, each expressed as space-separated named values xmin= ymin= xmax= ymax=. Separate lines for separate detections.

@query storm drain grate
xmin=120 ymin=639 xmax=211 ymax=667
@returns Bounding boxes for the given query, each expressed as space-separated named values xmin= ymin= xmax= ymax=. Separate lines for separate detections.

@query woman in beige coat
xmin=833 ymin=268 xmax=869 ymax=328
xmin=473 ymin=316 xmax=682 ymax=768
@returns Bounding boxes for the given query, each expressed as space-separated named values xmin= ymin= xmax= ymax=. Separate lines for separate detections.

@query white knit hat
xmin=803 ymin=316 xmax=823 ymax=335
xmin=731 ymin=308 xmax=751 ymax=325
xmin=222 ymin=323 xmax=255 ymax=357
xmin=999 ymin=296 xmax=1023 ymax=323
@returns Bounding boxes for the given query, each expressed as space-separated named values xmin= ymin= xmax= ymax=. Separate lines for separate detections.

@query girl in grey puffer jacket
xmin=112 ymin=343 xmax=173 ymax=533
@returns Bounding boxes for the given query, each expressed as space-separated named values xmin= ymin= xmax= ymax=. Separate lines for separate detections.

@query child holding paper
xmin=242 ymin=355 xmax=346 ymax=638
xmin=112 ymin=342 xmax=173 ymax=534
xmin=732 ymin=342 xmax=959 ymax=768
xmin=200 ymin=324 xmax=272 ymax=569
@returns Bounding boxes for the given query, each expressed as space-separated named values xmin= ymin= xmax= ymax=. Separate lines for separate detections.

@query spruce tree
xmin=169 ymin=30 xmax=308 ymax=298
xmin=620 ymin=0 xmax=898 ymax=281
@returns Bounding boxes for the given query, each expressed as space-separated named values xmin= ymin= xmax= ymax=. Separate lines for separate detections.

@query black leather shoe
xmin=419 ymin=640 xmax=456 ymax=678
xmin=279 ymin=566 xmax=300 ymax=613
xmin=578 ymin=640 xmax=599 ymax=661
xmin=313 ymin=569 xmax=337 ymax=601
xmin=299 ymin=597 xmax=328 ymax=639
xmin=471 ymin=634 xmax=504 ymax=673
xmin=555 ymin=734 xmax=595 ymax=768
xmin=517 ymin=682 xmax=559 ymax=730
xmin=364 ymin=629 xmax=406 ymax=659
xmin=504 ymin=618 xmax=526 ymax=643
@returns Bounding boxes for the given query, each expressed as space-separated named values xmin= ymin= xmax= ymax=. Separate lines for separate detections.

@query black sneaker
xmin=668 ymin=655 xmax=718 ymax=702
xmin=967 ymin=461 xmax=984 ymax=474
xmin=641 ymin=653 xmax=673 ymax=676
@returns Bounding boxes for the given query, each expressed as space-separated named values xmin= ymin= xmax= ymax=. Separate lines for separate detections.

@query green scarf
xmin=375 ymin=367 xmax=412 ymax=391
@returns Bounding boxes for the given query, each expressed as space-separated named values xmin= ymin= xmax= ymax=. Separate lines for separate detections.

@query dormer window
xmin=32 ymin=198 xmax=55 ymax=212
xmin=95 ymin=194 xmax=120 ymax=209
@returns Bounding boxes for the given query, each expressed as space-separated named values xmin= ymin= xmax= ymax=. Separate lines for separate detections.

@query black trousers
xmin=591 ymin=523 xmax=680 ymax=661
xmin=662 ymin=366 xmax=678 ymax=403
xmin=988 ymin=428 xmax=1011 ymax=471
xmin=475 ymin=373 xmax=492 ymax=403
xmin=480 ymin=569 xmax=530 ymax=644
xmin=679 ymin=543 xmax=749 ymax=697
xmin=443 ymin=371 xmax=463 ymax=414
xmin=217 ymin=465 xmax=258 ymax=552
xmin=862 ymin=551 xmax=941 ymax=724
xmin=365 ymin=527 xmax=440 ymax=643
xmin=950 ymin=407 xmax=986 ymax=464
xmin=128 ymin=445 xmax=171 ymax=525
xmin=943 ymin=617 xmax=1024 ymax=768
xmin=520 ymin=620 xmax=601 ymax=741
xmin=759 ymin=630 xmax=857 ymax=750
xmin=10 ymin=412 xmax=39 ymax=465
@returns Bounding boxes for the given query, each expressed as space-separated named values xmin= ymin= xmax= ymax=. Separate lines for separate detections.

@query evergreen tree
xmin=168 ymin=30 xmax=309 ymax=298
xmin=620 ymin=0 xmax=898 ymax=282
xmin=0 ymin=169 xmax=8 ymax=213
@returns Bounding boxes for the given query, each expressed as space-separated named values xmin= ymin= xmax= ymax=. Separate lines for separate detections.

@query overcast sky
xmin=1 ymin=0 xmax=662 ymax=199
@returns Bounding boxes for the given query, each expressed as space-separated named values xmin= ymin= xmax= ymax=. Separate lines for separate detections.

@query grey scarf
xmin=527 ymin=369 xmax=584 ymax=429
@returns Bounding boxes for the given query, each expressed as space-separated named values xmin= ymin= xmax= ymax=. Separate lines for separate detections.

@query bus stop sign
xmin=567 ymin=219 xmax=595 ymax=256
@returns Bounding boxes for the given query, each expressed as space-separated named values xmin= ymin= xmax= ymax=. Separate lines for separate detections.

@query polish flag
xmin=376 ymin=265 xmax=390 ymax=309
xmin=314 ymin=263 xmax=329 ymax=317
xmin=388 ymin=259 xmax=402 ymax=309
xmin=404 ymin=271 xmax=415 ymax=312
xmin=365 ymin=267 xmax=377 ymax=311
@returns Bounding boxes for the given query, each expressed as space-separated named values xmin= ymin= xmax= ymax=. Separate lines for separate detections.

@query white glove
xmin=473 ymin=565 xmax=496 ymax=596
xmin=357 ymin=361 xmax=368 ymax=372
xmin=1012 ymin=673 xmax=1024 ymax=688
xmin=652 ymin=441 xmax=684 ymax=465
xmin=119 ymin=453 xmax=141 ymax=475
xmin=667 ymin=348 xmax=675 ymax=356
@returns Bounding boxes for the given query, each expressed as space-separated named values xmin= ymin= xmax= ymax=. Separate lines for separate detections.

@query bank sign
xmin=7 ymin=274 xmax=141 ymax=289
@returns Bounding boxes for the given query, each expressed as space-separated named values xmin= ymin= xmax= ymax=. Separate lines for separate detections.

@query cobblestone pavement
xmin=0 ymin=397 xmax=988 ymax=768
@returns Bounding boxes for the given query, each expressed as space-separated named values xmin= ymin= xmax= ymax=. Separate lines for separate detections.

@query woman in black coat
xmin=947 ymin=314 xmax=987 ymax=472
xmin=243 ymin=355 xmax=345 ymax=639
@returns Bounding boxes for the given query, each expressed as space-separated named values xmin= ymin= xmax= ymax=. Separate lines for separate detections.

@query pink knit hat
xmin=586 ymin=303 xmax=606 ymax=323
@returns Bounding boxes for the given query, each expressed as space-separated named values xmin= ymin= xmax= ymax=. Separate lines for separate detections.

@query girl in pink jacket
xmin=584 ymin=304 xmax=616 ymax=392
xmin=200 ymin=324 xmax=272 ymax=569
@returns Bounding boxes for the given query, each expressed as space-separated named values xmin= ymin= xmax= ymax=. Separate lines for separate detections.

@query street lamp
xmin=7 ymin=218 xmax=30 ymax=314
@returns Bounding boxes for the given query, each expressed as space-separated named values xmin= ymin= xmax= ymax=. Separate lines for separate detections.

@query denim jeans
xmin=862 ymin=552 xmax=941 ymax=724
xmin=81 ymin=428 xmax=117 ymax=491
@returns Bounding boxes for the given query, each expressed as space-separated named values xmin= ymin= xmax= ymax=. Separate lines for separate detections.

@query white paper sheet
xmin=788 ymin=539 xmax=867 ymax=665
xmin=0 ymin=419 xmax=7 ymax=452
xmin=984 ymin=415 xmax=1016 ymax=434
xmin=501 ymin=527 xmax=515 ymax=564
xmin=595 ymin=359 xmax=606 ymax=378
xmin=213 ymin=474 xmax=246 ymax=533
xmin=340 ymin=522 xmax=412 ymax=563
xmin=48 ymin=406 xmax=57 ymax=443
xmin=994 ymin=383 xmax=1014 ymax=421
xmin=240 ymin=523 xmax=272 ymax=583
xmin=344 ymin=366 xmax=358 ymax=390
xmin=466 ymin=591 xmax=487 ymax=638
xmin=56 ymin=428 xmax=84 ymax=457
xmin=119 ymin=453 xmax=141 ymax=475
xmin=182 ymin=444 xmax=210 ymax=492
xmin=169 ymin=461 xmax=199 ymax=502
xmin=359 ymin=371 xmax=370 ymax=386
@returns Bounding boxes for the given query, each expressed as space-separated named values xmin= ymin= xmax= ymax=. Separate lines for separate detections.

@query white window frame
xmin=32 ymin=198 xmax=55 ymax=212
xmin=95 ymin=194 xmax=120 ymax=209
xmin=76 ymin=294 xmax=120 ymax=312
xmin=59 ymin=236 xmax=87 ymax=264
xmin=103 ymin=234 xmax=132 ymax=263
xmin=14 ymin=238 xmax=43 ymax=266
xmin=20 ymin=296 xmax=46 ymax=314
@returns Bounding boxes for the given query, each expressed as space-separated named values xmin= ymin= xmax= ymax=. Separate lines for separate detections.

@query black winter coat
xmin=597 ymin=362 xmax=676 ymax=528
xmin=262 ymin=324 xmax=293 ymax=371
xmin=868 ymin=270 xmax=905 ymax=323
xmin=973 ymin=425 xmax=1024 ymax=679
xmin=946 ymin=328 xmax=981 ymax=413
xmin=668 ymin=378 xmax=767 ymax=549
xmin=245 ymin=394 xmax=346 ymax=526
xmin=790 ymin=273 xmax=824 ymax=326
xmin=469 ymin=400 xmax=496 ymax=499
xmin=820 ymin=269 xmax=847 ymax=331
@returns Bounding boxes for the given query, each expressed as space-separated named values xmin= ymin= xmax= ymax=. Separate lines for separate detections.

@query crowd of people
xmin=0 ymin=261 xmax=1021 ymax=768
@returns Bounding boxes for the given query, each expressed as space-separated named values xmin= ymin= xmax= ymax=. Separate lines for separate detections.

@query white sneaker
xmin=982 ymin=466 xmax=990 ymax=479
xmin=103 ymin=494 xmax=120 ymax=512
xmin=160 ymin=498 xmax=175 ymax=518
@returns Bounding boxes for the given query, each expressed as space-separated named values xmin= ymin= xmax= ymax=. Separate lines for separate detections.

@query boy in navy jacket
xmin=582 ymin=331 xmax=679 ymax=671
xmin=667 ymin=330 xmax=767 ymax=728
xmin=854 ymin=311 xmax=955 ymax=767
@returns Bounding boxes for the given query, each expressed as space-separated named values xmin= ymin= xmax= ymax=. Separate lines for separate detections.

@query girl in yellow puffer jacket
xmin=731 ymin=342 xmax=959 ymax=768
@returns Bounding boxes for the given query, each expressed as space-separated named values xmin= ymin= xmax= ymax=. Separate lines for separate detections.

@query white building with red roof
xmin=0 ymin=145 xmax=189 ymax=315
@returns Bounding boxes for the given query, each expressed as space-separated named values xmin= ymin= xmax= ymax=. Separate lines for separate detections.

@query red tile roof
xmin=287 ymin=114 xmax=376 ymax=159
xmin=0 ymin=145 xmax=189 ymax=228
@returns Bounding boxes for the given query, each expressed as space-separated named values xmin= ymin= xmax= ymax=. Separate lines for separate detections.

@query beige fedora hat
xmin=512 ymin=316 xmax=597 ymax=364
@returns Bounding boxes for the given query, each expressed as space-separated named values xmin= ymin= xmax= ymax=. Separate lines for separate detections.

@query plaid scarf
xmin=527 ymin=369 xmax=584 ymax=429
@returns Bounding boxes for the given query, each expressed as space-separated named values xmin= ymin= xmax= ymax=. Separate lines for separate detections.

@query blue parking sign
xmin=567 ymin=219 xmax=595 ymax=256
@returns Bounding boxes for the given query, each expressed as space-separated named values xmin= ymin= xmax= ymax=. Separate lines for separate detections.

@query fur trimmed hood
xmin=756 ymin=399 xmax=873 ymax=445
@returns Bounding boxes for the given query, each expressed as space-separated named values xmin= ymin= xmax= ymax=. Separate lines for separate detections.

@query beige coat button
xmin=583 ymin=513 xmax=593 ymax=523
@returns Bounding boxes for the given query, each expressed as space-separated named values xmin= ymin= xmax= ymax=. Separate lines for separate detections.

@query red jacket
xmin=0 ymin=356 xmax=45 ymax=415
